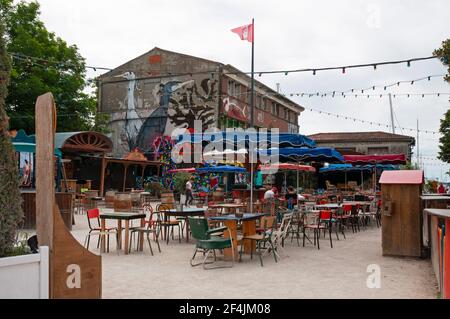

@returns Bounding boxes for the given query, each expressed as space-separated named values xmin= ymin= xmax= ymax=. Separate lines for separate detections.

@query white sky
xmin=32 ymin=0 xmax=450 ymax=181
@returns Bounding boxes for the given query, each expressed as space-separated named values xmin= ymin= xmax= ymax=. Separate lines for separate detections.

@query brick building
xmin=308 ymin=131 xmax=415 ymax=161
xmin=97 ymin=47 xmax=304 ymax=157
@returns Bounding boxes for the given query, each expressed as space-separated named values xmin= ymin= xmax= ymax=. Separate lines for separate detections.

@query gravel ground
xmin=69 ymin=206 xmax=438 ymax=299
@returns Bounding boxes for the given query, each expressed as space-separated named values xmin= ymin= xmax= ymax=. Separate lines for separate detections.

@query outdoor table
xmin=208 ymin=203 xmax=246 ymax=214
xmin=165 ymin=207 xmax=206 ymax=242
xmin=100 ymin=211 xmax=146 ymax=254
xmin=209 ymin=213 xmax=265 ymax=260
xmin=314 ymin=203 xmax=341 ymax=210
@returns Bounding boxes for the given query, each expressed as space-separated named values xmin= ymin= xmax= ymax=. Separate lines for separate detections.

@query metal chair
xmin=128 ymin=204 xmax=161 ymax=255
xmin=84 ymin=208 xmax=118 ymax=253
xmin=188 ymin=217 xmax=234 ymax=269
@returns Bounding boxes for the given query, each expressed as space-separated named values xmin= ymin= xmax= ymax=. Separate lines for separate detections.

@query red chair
xmin=84 ymin=208 xmax=118 ymax=253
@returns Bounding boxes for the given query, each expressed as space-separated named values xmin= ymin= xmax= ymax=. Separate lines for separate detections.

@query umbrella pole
xmin=361 ymin=170 xmax=364 ymax=191
xmin=250 ymin=162 xmax=254 ymax=214
xmin=345 ymin=171 xmax=347 ymax=192
xmin=297 ymin=164 xmax=299 ymax=193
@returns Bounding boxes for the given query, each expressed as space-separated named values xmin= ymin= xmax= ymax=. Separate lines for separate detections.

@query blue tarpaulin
xmin=196 ymin=165 xmax=246 ymax=174
xmin=176 ymin=132 xmax=317 ymax=148
xmin=320 ymin=163 xmax=398 ymax=173
xmin=259 ymin=147 xmax=344 ymax=163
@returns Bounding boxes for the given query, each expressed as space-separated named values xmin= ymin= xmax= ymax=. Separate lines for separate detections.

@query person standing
xmin=22 ymin=159 xmax=31 ymax=186
xmin=185 ymin=176 xmax=194 ymax=206
xmin=438 ymin=183 xmax=445 ymax=194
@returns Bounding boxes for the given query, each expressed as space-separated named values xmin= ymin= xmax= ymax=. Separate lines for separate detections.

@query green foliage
xmin=0 ymin=16 xmax=24 ymax=257
xmin=437 ymin=109 xmax=450 ymax=163
xmin=433 ymin=39 xmax=450 ymax=83
xmin=172 ymin=172 xmax=192 ymax=194
xmin=434 ymin=40 xmax=450 ymax=165
xmin=0 ymin=0 xmax=106 ymax=134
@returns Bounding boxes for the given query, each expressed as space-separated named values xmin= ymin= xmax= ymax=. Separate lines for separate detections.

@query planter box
xmin=0 ymin=246 xmax=49 ymax=299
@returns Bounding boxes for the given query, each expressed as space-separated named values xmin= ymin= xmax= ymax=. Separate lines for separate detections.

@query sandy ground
xmin=68 ymin=205 xmax=438 ymax=299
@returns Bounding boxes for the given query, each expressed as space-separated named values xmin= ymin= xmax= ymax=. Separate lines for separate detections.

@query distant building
xmin=308 ymin=131 xmax=415 ymax=161
xmin=97 ymin=47 xmax=304 ymax=157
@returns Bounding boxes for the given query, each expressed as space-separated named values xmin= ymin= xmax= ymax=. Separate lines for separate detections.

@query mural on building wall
xmin=112 ymin=72 xmax=217 ymax=153
xmin=222 ymin=97 xmax=249 ymax=123
xmin=114 ymin=71 xmax=143 ymax=151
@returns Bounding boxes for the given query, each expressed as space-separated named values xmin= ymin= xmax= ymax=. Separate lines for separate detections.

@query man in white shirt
xmin=264 ymin=187 xmax=276 ymax=200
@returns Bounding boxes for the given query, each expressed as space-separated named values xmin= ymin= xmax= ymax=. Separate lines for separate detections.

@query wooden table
xmin=209 ymin=213 xmax=265 ymax=260
xmin=314 ymin=203 xmax=341 ymax=210
xmin=165 ymin=207 xmax=206 ymax=242
xmin=100 ymin=212 xmax=146 ymax=254
xmin=208 ymin=203 xmax=246 ymax=214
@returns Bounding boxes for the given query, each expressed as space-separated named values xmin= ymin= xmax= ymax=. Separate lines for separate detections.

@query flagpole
xmin=250 ymin=18 xmax=255 ymax=214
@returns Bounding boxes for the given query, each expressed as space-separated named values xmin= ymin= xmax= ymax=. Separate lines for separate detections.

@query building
xmin=97 ymin=47 xmax=304 ymax=157
xmin=308 ymin=131 xmax=415 ymax=161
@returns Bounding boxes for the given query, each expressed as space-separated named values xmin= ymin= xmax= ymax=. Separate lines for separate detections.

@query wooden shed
xmin=379 ymin=170 xmax=424 ymax=257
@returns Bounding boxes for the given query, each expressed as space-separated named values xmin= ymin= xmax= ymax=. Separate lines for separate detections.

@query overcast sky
xmin=33 ymin=0 xmax=450 ymax=180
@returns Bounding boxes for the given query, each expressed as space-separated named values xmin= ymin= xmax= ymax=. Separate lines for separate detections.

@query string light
xmin=304 ymin=106 xmax=439 ymax=134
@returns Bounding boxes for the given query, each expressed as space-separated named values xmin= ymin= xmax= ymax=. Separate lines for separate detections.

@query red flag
xmin=231 ymin=23 xmax=254 ymax=43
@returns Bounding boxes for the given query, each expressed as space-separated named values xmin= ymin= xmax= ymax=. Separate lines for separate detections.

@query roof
xmin=308 ymin=131 xmax=415 ymax=144
xmin=54 ymin=132 xmax=113 ymax=153
xmin=379 ymin=170 xmax=423 ymax=184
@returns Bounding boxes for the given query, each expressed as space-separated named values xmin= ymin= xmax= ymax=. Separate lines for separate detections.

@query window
xmin=261 ymin=97 xmax=266 ymax=111
xmin=234 ymin=82 xmax=240 ymax=98
xmin=227 ymin=80 xmax=236 ymax=97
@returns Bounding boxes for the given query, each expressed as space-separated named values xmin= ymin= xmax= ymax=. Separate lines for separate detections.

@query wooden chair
xmin=239 ymin=215 xmax=277 ymax=266
xmin=156 ymin=203 xmax=182 ymax=244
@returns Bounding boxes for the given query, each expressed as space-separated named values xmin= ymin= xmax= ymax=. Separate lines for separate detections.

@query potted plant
xmin=172 ymin=172 xmax=192 ymax=203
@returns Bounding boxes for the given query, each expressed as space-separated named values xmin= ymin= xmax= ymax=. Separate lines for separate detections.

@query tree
xmin=0 ymin=0 xmax=108 ymax=134
xmin=0 ymin=16 xmax=24 ymax=257
xmin=433 ymin=39 xmax=450 ymax=164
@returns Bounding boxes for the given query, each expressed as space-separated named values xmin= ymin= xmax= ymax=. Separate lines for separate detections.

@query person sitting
xmin=285 ymin=186 xmax=298 ymax=209
xmin=264 ymin=187 xmax=277 ymax=201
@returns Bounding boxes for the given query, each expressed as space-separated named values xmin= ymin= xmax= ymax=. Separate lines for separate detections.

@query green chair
xmin=188 ymin=217 xmax=234 ymax=270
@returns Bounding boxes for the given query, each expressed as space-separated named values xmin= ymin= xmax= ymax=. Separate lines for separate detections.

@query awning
xmin=176 ymin=132 xmax=317 ymax=148
xmin=259 ymin=147 xmax=344 ymax=163
xmin=344 ymin=154 xmax=406 ymax=165
xmin=319 ymin=163 xmax=398 ymax=173
xmin=196 ymin=165 xmax=246 ymax=174
xmin=259 ymin=163 xmax=316 ymax=173
xmin=13 ymin=142 xmax=62 ymax=157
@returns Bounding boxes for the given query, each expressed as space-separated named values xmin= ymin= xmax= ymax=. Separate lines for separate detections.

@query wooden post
xmin=99 ymin=154 xmax=106 ymax=196
xmin=35 ymin=93 xmax=56 ymax=250
xmin=35 ymin=92 xmax=101 ymax=299
xmin=123 ymin=164 xmax=129 ymax=192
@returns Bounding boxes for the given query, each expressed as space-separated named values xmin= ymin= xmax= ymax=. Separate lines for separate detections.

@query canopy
xmin=344 ymin=154 xmax=406 ymax=165
xmin=320 ymin=163 xmax=398 ymax=173
xmin=13 ymin=142 xmax=62 ymax=157
xmin=259 ymin=147 xmax=344 ymax=163
xmin=196 ymin=165 xmax=246 ymax=174
xmin=167 ymin=168 xmax=196 ymax=173
xmin=176 ymin=132 xmax=316 ymax=148
xmin=259 ymin=163 xmax=316 ymax=173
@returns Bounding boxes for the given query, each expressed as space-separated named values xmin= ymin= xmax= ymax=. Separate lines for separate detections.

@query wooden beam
xmin=99 ymin=154 xmax=106 ymax=196
xmin=122 ymin=164 xmax=129 ymax=192
xmin=35 ymin=93 xmax=56 ymax=249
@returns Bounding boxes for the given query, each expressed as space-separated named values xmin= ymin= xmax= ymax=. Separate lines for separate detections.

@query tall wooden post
xmin=35 ymin=92 xmax=101 ymax=299
xmin=99 ymin=154 xmax=106 ymax=196
xmin=35 ymin=93 xmax=56 ymax=250
xmin=123 ymin=164 xmax=129 ymax=192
